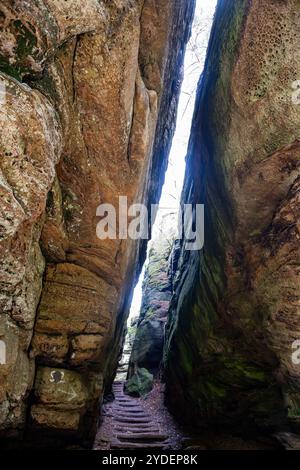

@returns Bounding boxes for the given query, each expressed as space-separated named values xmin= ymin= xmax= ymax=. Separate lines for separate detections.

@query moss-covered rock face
xmin=165 ymin=0 xmax=300 ymax=436
xmin=0 ymin=19 xmax=38 ymax=80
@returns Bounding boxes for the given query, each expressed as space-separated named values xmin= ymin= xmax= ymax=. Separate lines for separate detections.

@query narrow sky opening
xmin=128 ymin=0 xmax=217 ymax=325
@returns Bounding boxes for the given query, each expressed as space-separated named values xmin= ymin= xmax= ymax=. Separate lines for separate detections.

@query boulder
xmin=125 ymin=368 xmax=153 ymax=397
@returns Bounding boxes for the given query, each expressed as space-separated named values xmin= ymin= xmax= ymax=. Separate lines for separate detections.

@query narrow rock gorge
xmin=0 ymin=0 xmax=300 ymax=452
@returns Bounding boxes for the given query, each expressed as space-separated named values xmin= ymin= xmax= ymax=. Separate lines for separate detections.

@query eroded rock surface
xmin=0 ymin=0 xmax=194 ymax=445
xmin=0 ymin=75 xmax=61 ymax=438
xmin=165 ymin=0 xmax=300 ymax=439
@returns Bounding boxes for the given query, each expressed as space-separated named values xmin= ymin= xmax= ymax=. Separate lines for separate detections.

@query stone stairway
xmin=101 ymin=381 xmax=169 ymax=450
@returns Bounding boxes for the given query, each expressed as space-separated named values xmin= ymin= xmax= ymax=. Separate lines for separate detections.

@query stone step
xmin=110 ymin=441 xmax=167 ymax=450
xmin=116 ymin=397 xmax=134 ymax=400
xmin=114 ymin=428 xmax=161 ymax=434
xmin=117 ymin=433 xmax=168 ymax=442
xmin=114 ymin=409 xmax=150 ymax=415
xmin=114 ymin=404 xmax=145 ymax=409
xmin=116 ymin=398 xmax=137 ymax=401
xmin=115 ymin=401 xmax=139 ymax=406
xmin=114 ymin=423 xmax=160 ymax=432
xmin=114 ymin=400 xmax=140 ymax=404
xmin=114 ymin=428 xmax=159 ymax=436
xmin=114 ymin=417 xmax=152 ymax=424
xmin=113 ymin=407 xmax=148 ymax=414
xmin=115 ymin=414 xmax=151 ymax=420
xmin=115 ymin=417 xmax=151 ymax=423
xmin=113 ymin=402 xmax=143 ymax=411
xmin=115 ymin=404 xmax=139 ymax=408
xmin=113 ymin=422 xmax=158 ymax=428
xmin=114 ymin=400 xmax=134 ymax=403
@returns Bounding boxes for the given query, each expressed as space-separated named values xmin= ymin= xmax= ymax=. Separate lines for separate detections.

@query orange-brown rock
xmin=0 ymin=0 xmax=195 ymax=445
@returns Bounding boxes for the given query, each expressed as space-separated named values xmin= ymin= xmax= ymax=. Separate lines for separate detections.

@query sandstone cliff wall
xmin=0 ymin=0 xmax=194 ymax=446
xmin=165 ymin=0 xmax=300 ymax=436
